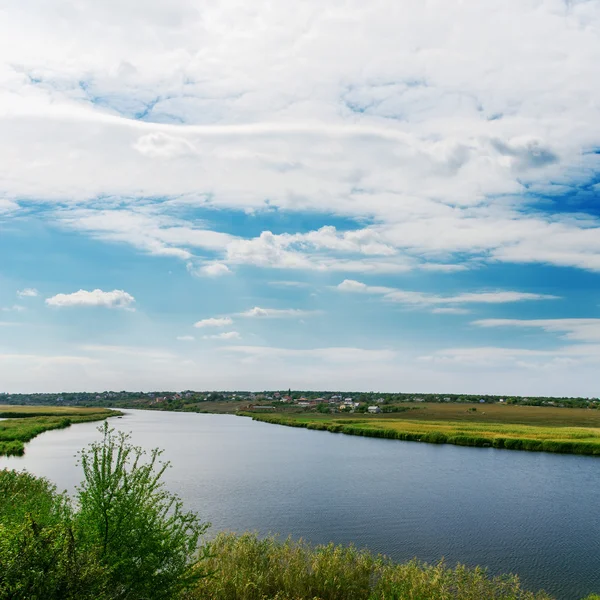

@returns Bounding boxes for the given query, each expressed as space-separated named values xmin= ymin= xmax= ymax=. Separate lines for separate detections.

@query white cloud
xmin=46 ymin=289 xmax=135 ymax=309
xmin=474 ymin=319 xmax=600 ymax=343
xmin=336 ymin=279 xmax=393 ymax=294
xmin=56 ymin=208 xmax=233 ymax=262
xmin=0 ymin=0 xmax=599 ymax=278
xmin=193 ymin=316 xmax=233 ymax=328
xmin=176 ymin=335 xmax=195 ymax=341
xmin=238 ymin=307 xmax=317 ymax=318
xmin=17 ymin=288 xmax=39 ymax=298
xmin=198 ymin=263 xmax=231 ymax=276
xmin=133 ymin=132 xmax=198 ymax=159
xmin=337 ymin=280 xmax=558 ymax=306
xmin=203 ymin=331 xmax=240 ymax=340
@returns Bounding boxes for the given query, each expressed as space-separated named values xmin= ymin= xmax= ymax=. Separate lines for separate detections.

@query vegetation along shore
xmin=0 ymin=405 xmax=121 ymax=457
xmin=241 ymin=405 xmax=600 ymax=456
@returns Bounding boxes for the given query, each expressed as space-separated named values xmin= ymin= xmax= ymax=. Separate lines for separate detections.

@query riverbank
xmin=242 ymin=411 xmax=600 ymax=456
xmin=191 ymin=532 xmax=556 ymax=600
xmin=0 ymin=405 xmax=121 ymax=456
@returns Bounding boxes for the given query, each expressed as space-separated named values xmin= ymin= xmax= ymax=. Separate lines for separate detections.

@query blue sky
xmin=0 ymin=0 xmax=599 ymax=394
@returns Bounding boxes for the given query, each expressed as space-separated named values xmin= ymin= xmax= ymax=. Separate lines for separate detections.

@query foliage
xmin=0 ymin=424 xmax=210 ymax=600
xmin=189 ymin=532 xmax=553 ymax=600
xmin=76 ymin=423 xmax=210 ymax=599
xmin=0 ymin=470 xmax=107 ymax=600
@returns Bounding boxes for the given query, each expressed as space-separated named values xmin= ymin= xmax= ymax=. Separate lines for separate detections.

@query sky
xmin=0 ymin=0 xmax=599 ymax=395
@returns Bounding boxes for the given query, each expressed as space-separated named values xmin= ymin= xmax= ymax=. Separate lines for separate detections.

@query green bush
xmin=0 ymin=470 xmax=107 ymax=599
xmin=0 ymin=424 xmax=210 ymax=600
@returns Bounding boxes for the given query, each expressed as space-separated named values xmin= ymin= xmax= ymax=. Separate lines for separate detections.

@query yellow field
xmin=245 ymin=404 xmax=600 ymax=456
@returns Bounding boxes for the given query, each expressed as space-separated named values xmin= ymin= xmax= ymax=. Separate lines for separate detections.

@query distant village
xmin=1 ymin=389 xmax=598 ymax=412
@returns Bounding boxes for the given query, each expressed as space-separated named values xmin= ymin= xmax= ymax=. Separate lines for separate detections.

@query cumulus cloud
xmin=193 ymin=317 xmax=233 ymax=328
xmin=198 ymin=263 xmax=231 ymax=276
xmin=45 ymin=289 xmax=135 ymax=309
xmin=17 ymin=288 xmax=39 ymax=298
xmin=203 ymin=331 xmax=240 ymax=340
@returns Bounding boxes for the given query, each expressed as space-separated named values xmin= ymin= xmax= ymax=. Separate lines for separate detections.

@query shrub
xmin=0 ymin=470 xmax=107 ymax=599
xmin=75 ymin=423 xmax=210 ymax=599
xmin=0 ymin=424 xmax=210 ymax=600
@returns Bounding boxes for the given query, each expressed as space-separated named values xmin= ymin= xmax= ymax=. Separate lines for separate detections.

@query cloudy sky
xmin=1 ymin=0 xmax=599 ymax=395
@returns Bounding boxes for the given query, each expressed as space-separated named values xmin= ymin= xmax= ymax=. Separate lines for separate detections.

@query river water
xmin=1 ymin=409 xmax=599 ymax=600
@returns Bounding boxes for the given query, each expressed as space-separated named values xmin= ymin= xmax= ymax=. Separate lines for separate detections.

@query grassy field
xmin=242 ymin=403 xmax=600 ymax=456
xmin=0 ymin=405 xmax=121 ymax=457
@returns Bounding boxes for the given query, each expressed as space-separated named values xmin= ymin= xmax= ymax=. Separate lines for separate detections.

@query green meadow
xmin=243 ymin=404 xmax=600 ymax=456
xmin=0 ymin=405 xmax=121 ymax=456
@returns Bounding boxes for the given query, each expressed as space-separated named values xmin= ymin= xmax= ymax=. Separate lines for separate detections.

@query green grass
xmin=0 ymin=406 xmax=121 ymax=456
xmin=242 ymin=408 xmax=600 ymax=456
xmin=188 ymin=532 xmax=553 ymax=600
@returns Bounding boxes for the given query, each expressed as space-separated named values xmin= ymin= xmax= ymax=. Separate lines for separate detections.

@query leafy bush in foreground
xmin=0 ymin=423 xmax=209 ymax=600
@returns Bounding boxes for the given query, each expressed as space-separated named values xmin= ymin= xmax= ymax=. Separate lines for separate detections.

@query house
xmin=499 ymin=399 xmax=505 ymax=403
xmin=297 ymin=401 xmax=310 ymax=408
xmin=368 ymin=406 xmax=381 ymax=414
xmin=479 ymin=399 xmax=485 ymax=404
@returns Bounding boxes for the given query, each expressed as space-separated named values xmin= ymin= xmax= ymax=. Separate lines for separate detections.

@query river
xmin=1 ymin=409 xmax=599 ymax=600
